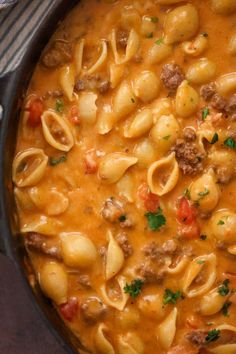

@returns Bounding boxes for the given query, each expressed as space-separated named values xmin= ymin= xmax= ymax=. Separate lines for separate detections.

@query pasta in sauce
xmin=12 ymin=0 xmax=236 ymax=353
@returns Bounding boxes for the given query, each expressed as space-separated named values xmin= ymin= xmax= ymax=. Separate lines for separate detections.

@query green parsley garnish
xmin=119 ymin=214 xmax=126 ymax=222
xmin=55 ymin=99 xmax=64 ymax=113
xmin=163 ymin=135 xmax=171 ymax=140
xmin=205 ymin=329 xmax=220 ymax=343
xmin=150 ymin=16 xmax=158 ymax=23
xmin=183 ymin=188 xmax=191 ymax=200
xmin=197 ymin=260 xmax=205 ymax=265
xmin=163 ymin=289 xmax=182 ymax=305
xmin=146 ymin=32 xmax=153 ymax=38
xmin=145 ymin=207 xmax=166 ymax=231
xmin=218 ymin=279 xmax=230 ymax=296
xmin=222 ymin=301 xmax=232 ymax=317
xmin=217 ymin=220 xmax=225 ymax=225
xmin=131 ymin=98 xmax=135 ymax=103
xmin=210 ymin=133 xmax=219 ymax=144
xmin=224 ymin=137 xmax=236 ymax=149
xmin=200 ymin=234 xmax=207 ymax=240
xmin=49 ymin=155 xmax=67 ymax=166
xmin=202 ymin=107 xmax=210 ymax=120
xmin=124 ymin=279 xmax=144 ymax=299
xmin=155 ymin=38 xmax=163 ymax=45
xmin=198 ymin=188 xmax=209 ymax=198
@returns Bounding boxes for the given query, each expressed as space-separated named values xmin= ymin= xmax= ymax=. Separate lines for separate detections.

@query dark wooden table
xmin=0 ymin=253 xmax=67 ymax=354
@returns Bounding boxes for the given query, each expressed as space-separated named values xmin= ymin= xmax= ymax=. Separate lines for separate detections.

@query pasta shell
xmin=166 ymin=255 xmax=190 ymax=275
xmin=116 ymin=173 xmax=135 ymax=202
xmin=110 ymin=63 xmax=125 ymax=89
xmin=78 ymin=92 xmax=98 ymax=125
xmin=210 ymin=344 xmax=236 ymax=354
xmin=216 ymin=72 xmax=236 ymax=97
xmin=86 ymin=40 xmax=108 ymax=75
xmin=200 ymin=287 xmax=228 ymax=316
xmin=182 ymin=34 xmax=208 ymax=57
xmin=152 ymin=98 xmax=173 ymax=124
xmin=133 ymin=71 xmax=161 ymax=103
xmin=113 ymin=82 xmax=137 ymax=120
xmin=21 ymin=215 xmax=62 ymax=236
xmin=29 ymin=187 xmax=69 ymax=216
xmin=97 ymin=104 xmax=115 ymax=135
xmin=175 ymin=80 xmax=199 ymax=118
xmin=147 ymin=42 xmax=172 ymax=65
xmin=39 ymin=262 xmax=68 ymax=305
xmin=210 ymin=210 xmax=236 ymax=243
xmin=186 ymin=58 xmax=216 ymax=85
xmin=211 ymin=0 xmax=236 ymax=15
xmin=157 ymin=307 xmax=177 ymax=349
xmin=59 ymin=64 xmax=75 ymax=101
xmin=228 ymin=244 xmax=236 ymax=255
xmin=124 ymin=109 xmax=153 ymax=138
xmin=110 ymin=28 xmax=140 ymax=65
xmin=41 ymin=110 xmax=74 ymax=151
xmin=99 ymin=275 xmax=129 ymax=311
xmin=94 ymin=323 xmax=115 ymax=354
xmin=14 ymin=187 xmax=35 ymax=211
xmin=74 ymin=39 xmax=85 ymax=76
xmin=105 ymin=230 xmax=124 ymax=280
xmin=182 ymin=253 xmax=217 ymax=298
xmin=147 ymin=152 xmax=179 ymax=196
xmin=164 ymin=4 xmax=199 ymax=45
xmin=98 ymin=152 xmax=138 ymax=184
xmin=12 ymin=148 xmax=48 ymax=187
xmin=133 ymin=138 xmax=158 ymax=168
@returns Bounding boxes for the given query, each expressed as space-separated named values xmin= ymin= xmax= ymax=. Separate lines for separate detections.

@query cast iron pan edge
xmin=0 ymin=1 xmax=90 ymax=353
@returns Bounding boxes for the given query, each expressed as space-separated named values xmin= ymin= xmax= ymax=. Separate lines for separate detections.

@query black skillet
xmin=0 ymin=1 xmax=90 ymax=353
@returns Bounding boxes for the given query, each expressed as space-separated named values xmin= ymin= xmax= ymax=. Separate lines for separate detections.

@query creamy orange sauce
xmin=13 ymin=1 xmax=236 ymax=353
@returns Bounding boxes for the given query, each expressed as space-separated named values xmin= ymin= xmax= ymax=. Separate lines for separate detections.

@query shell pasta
xmin=13 ymin=0 xmax=236 ymax=353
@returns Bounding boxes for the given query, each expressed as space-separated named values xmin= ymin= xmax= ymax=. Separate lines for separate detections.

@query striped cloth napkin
xmin=0 ymin=0 xmax=60 ymax=77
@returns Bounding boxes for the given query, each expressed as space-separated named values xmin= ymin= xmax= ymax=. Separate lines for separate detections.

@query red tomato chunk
xmin=27 ymin=98 xmax=44 ymax=127
xmin=60 ymin=297 xmax=78 ymax=322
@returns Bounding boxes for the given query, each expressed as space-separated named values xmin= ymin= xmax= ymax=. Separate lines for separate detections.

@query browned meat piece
xmin=25 ymin=233 xmax=62 ymax=260
xmin=172 ymin=139 xmax=205 ymax=175
xmin=78 ymin=274 xmax=91 ymax=288
xmin=74 ymin=75 xmax=110 ymax=94
xmin=226 ymin=94 xmax=236 ymax=118
xmin=143 ymin=240 xmax=178 ymax=265
xmin=80 ymin=297 xmax=107 ymax=324
xmin=119 ymin=218 xmax=134 ymax=228
xmin=101 ymin=197 xmax=125 ymax=223
xmin=185 ymin=331 xmax=206 ymax=347
xmin=162 ymin=239 xmax=178 ymax=254
xmin=117 ymin=29 xmax=129 ymax=48
xmin=116 ymin=232 xmax=133 ymax=258
xmin=42 ymin=89 xmax=63 ymax=100
xmin=98 ymin=246 xmax=107 ymax=258
xmin=200 ymin=82 xmax=216 ymax=101
xmin=211 ymin=93 xmax=227 ymax=111
xmin=183 ymin=127 xmax=196 ymax=142
xmin=161 ymin=63 xmax=185 ymax=91
xmin=136 ymin=263 xmax=165 ymax=284
xmin=41 ymin=40 xmax=72 ymax=68
xmin=217 ymin=330 xmax=236 ymax=345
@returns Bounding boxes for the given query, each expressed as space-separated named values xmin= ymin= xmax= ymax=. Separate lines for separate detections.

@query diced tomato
xmin=177 ymin=222 xmax=200 ymax=239
xmin=84 ymin=149 xmax=98 ymax=174
xmin=27 ymin=98 xmax=44 ymax=127
xmin=60 ymin=297 xmax=78 ymax=322
xmin=69 ymin=105 xmax=80 ymax=125
xmin=177 ymin=197 xmax=197 ymax=224
xmin=137 ymin=182 xmax=159 ymax=212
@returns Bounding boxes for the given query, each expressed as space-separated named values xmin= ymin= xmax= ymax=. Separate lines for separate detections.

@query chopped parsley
xmin=200 ymin=234 xmax=207 ymax=240
xmin=55 ymin=99 xmax=64 ymax=113
xmin=163 ymin=289 xmax=182 ymax=305
xmin=205 ymin=329 xmax=221 ymax=343
xmin=124 ymin=279 xmax=143 ymax=299
xmin=49 ymin=155 xmax=67 ymax=166
xmin=150 ymin=16 xmax=158 ymax=23
xmin=155 ymin=38 xmax=163 ymax=45
xmin=210 ymin=133 xmax=219 ymax=145
xmin=198 ymin=188 xmax=209 ymax=198
xmin=217 ymin=219 xmax=225 ymax=225
xmin=197 ymin=259 xmax=205 ymax=265
xmin=131 ymin=97 xmax=135 ymax=103
xmin=145 ymin=207 xmax=166 ymax=231
xmin=119 ymin=214 xmax=126 ymax=222
xmin=222 ymin=301 xmax=232 ymax=317
xmin=218 ymin=279 xmax=230 ymax=296
xmin=224 ymin=137 xmax=236 ymax=149
xmin=202 ymin=107 xmax=209 ymax=120
xmin=146 ymin=32 xmax=153 ymax=38
xmin=163 ymin=135 xmax=171 ymax=140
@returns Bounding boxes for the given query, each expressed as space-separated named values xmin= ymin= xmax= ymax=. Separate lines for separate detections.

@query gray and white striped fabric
xmin=0 ymin=0 xmax=60 ymax=77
